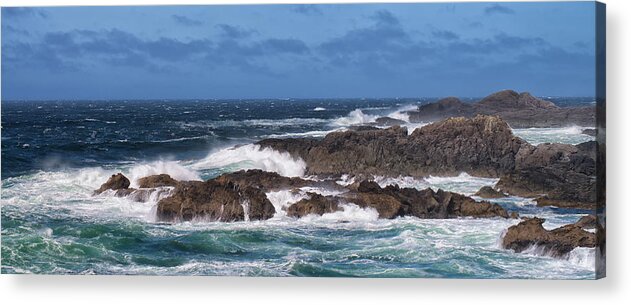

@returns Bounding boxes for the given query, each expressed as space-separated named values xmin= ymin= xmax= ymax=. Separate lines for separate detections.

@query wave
xmin=332 ymin=109 xmax=378 ymax=126
xmin=178 ymin=118 xmax=329 ymax=130
xmin=313 ymin=107 xmax=326 ymax=111
xmin=190 ymin=144 xmax=306 ymax=177
xmin=372 ymin=173 xmax=498 ymax=196
xmin=126 ymin=161 xmax=201 ymax=187
xmin=513 ymin=126 xmax=594 ymax=145
xmin=265 ymin=128 xmax=346 ymax=139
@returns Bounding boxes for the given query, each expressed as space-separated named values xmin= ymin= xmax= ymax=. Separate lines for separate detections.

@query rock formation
xmin=474 ymin=186 xmax=508 ymax=198
xmin=501 ymin=217 xmax=597 ymax=257
xmin=407 ymin=90 xmax=595 ymax=128
xmin=94 ymin=173 xmax=130 ymax=195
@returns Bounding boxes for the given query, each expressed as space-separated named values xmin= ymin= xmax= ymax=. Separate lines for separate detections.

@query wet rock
xmin=94 ymin=173 xmax=130 ymax=195
xmin=373 ymin=116 xmax=407 ymax=126
xmin=474 ymin=186 xmax=507 ymax=198
xmin=501 ymin=217 xmax=597 ymax=257
xmin=137 ymin=174 xmax=179 ymax=188
xmin=286 ymin=193 xmax=342 ymax=217
xmin=582 ymin=128 xmax=597 ymax=136
xmin=156 ymin=180 xmax=275 ymax=222
xmin=575 ymin=215 xmax=599 ymax=230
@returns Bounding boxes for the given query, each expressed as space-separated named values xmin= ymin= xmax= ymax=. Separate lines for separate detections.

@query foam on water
xmin=191 ymin=144 xmax=306 ymax=177
xmin=373 ymin=173 xmax=498 ymax=195
xmin=513 ymin=126 xmax=594 ymax=145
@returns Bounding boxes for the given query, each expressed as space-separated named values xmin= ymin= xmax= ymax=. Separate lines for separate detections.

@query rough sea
xmin=1 ymin=97 xmax=598 ymax=278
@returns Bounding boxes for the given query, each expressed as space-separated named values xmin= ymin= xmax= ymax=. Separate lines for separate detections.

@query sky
xmin=1 ymin=2 xmax=599 ymax=100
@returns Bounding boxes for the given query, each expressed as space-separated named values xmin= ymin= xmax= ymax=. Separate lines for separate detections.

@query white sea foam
xmin=266 ymin=190 xmax=308 ymax=218
xmin=191 ymin=144 xmax=306 ymax=177
xmin=513 ymin=126 xmax=594 ymax=145
xmin=266 ymin=128 xmax=346 ymax=139
xmin=313 ymin=107 xmax=326 ymax=111
xmin=374 ymin=173 xmax=498 ymax=195
xmin=127 ymin=161 xmax=201 ymax=188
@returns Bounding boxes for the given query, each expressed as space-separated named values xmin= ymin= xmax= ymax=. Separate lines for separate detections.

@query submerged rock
xmin=501 ymin=217 xmax=597 ymax=257
xmin=474 ymin=186 xmax=507 ymax=198
xmin=408 ymin=90 xmax=595 ymax=128
xmin=94 ymin=173 xmax=130 ymax=195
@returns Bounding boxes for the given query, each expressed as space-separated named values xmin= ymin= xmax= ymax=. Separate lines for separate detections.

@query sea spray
xmin=191 ymin=144 xmax=306 ymax=177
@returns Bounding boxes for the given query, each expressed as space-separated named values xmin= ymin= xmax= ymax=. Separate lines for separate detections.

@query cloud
xmin=172 ymin=15 xmax=203 ymax=27
xmin=216 ymin=24 xmax=256 ymax=39
xmin=371 ymin=9 xmax=400 ymax=26
xmin=484 ymin=4 xmax=515 ymax=15
xmin=291 ymin=5 xmax=323 ymax=16
xmin=432 ymin=30 xmax=459 ymax=40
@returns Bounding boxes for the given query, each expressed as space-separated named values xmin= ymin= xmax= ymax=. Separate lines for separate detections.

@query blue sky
xmin=1 ymin=2 xmax=598 ymax=100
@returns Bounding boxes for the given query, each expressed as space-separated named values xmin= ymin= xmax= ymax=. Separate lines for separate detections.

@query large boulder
xmin=156 ymin=180 xmax=275 ymax=222
xmin=501 ymin=217 xmax=597 ymax=257
xmin=286 ymin=193 xmax=342 ymax=217
xmin=94 ymin=173 xmax=130 ymax=194
xmin=137 ymin=174 xmax=179 ymax=188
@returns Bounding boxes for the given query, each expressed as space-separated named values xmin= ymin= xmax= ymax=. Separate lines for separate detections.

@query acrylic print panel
xmin=0 ymin=2 xmax=605 ymax=279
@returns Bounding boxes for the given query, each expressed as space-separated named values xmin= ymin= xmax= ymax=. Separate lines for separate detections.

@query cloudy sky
xmin=1 ymin=2 xmax=598 ymax=100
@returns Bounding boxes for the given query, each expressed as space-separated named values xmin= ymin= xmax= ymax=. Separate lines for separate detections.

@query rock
xmin=582 ymin=128 xmax=597 ymax=136
xmin=259 ymin=115 xmax=525 ymax=178
xmin=286 ymin=193 xmax=342 ymax=217
xmin=287 ymin=180 xmax=513 ymax=220
xmin=94 ymin=173 xmax=130 ymax=194
xmin=575 ymin=215 xmax=599 ymax=230
xmin=156 ymin=180 xmax=275 ymax=222
xmin=407 ymin=90 xmax=595 ymax=128
xmin=501 ymin=217 xmax=597 ymax=257
xmin=215 ymin=169 xmax=309 ymax=191
xmin=137 ymin=174 xmax=179 ymax=188
xmin=373 ymin=116 xmax=407 ymax=126
xmin=496 ymin=142 xmax=596 ymax=208
xmin=474 ymin=186 xmax=507 ymax=198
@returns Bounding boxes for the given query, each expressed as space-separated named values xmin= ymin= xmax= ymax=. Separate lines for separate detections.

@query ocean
xmin=1 ymin=97 xmax=598 ymax=278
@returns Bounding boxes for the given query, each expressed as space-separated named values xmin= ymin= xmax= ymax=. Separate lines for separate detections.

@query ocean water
xmin=1 ymin=98 xmax=597 ymax=278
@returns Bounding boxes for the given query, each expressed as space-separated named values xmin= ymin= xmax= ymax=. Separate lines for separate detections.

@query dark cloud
xmin=371 ymin=10 xmax=400 ymax=26
xmin=172 ymin=15 xmax=203 ymax=27
xmin=484 ymin=4 xmax=515 ymax=15
xmin=432 ymin=30 xmax=459 ymax=40
xmin=216 ymin=24 xmax=256 ymax=39
xmin=291 ymin=5 xmax=323 ymax=16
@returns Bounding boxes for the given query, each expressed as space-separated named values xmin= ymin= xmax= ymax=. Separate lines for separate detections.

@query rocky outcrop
xmin=156 ymin=179 xmax=275 ymax=222
xmin=94 ymin=173 xmax=130 ymax=194
xmin=496 ymin=141 xmax=596 ymax=208
xmin=502 ymin=217 xmax=597 ymax=257
xmin=259 ymin=115 xmax=525 ymax=178
xmin=408 ymin=90 xmax=595 ymax=128
xmin=286 ymin=180 xmax=516 ymax=220
xmin=258 ymin=115 xmax=597 ymax=209
xmin=474 ymin=186 xmax=507 ymax=198
xmin=373 ymin=116 xmax=407 ymax=126
xmin=137 ymin=174 xmax=179 ymax=188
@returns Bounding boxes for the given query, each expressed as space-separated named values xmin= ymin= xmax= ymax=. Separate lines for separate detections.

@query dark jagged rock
xmin=286 ymin=193 xmax=342 ymax=217
xmin=373 ymin=116 xmax=407 ymax=126
xmin=94 ymin=173 xmax=130 ymax=195
xmin=408 ymin=90 xmax=595 ymax=128
xmin=496 ymin=142 xmax=596 ymax=208
xmin=156 ymin=180 xmax=275 ymax=222
xmin=575 ymin=215 xmax=598 ymax=230
xmin=582 ymin=128 xmax=597 ymax=136
xmin=286 ymin=180 xmax=514 ymax=220
xmin=259 ymin=115 xmax=525 ymax=178
xmin=137 ymin=174 xmax=179 ymax=188
xmin=474 ymin=186 xmax=508 ymax=198
xmin=502 ymin=217 xmax=597 ymax=257
xmin=215 ymin=169 xmax=346 ymax=192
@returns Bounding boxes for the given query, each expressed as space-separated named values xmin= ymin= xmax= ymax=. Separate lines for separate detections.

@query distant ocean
xmin=1 ymin=97 xmax=597 ymax=277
